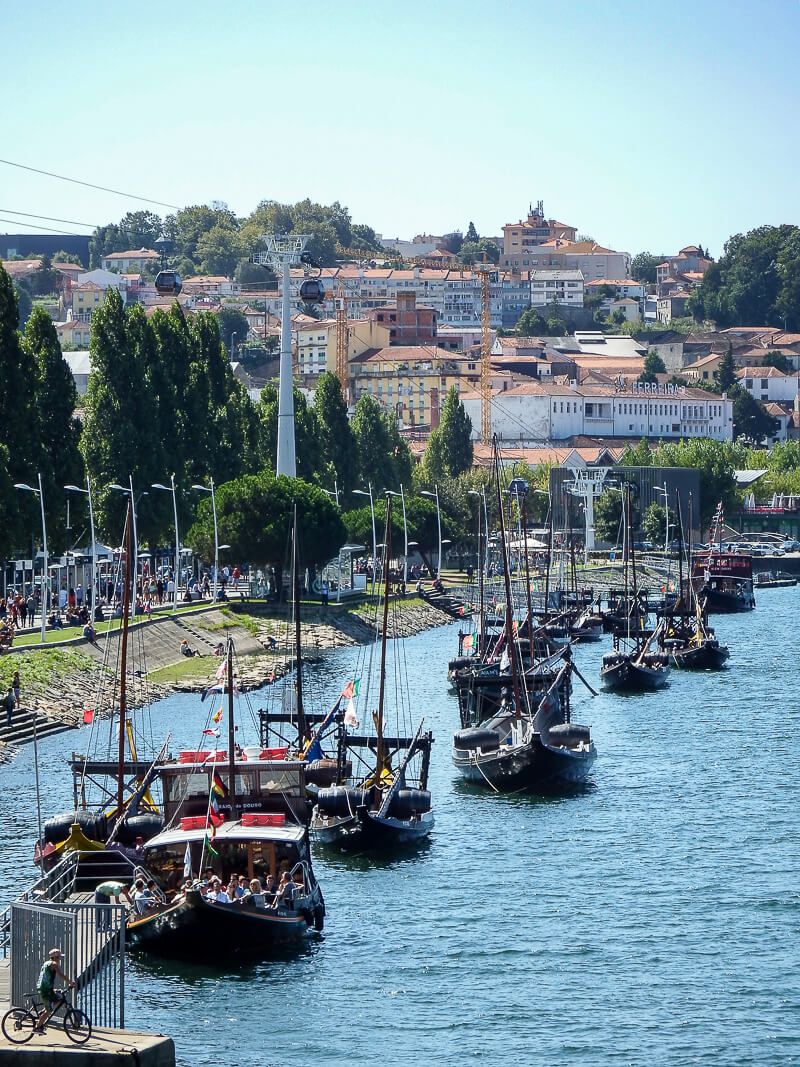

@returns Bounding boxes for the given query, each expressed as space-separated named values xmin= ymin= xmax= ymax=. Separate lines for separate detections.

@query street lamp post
xmin=14 ymin=474 xmax=48 ymax=643
xmin=384 ymin=486 xmax=409 ymax=587
xmin=231 ymin=332 xmax=237 ymax=361
xmin=353 ymin=485 xmax=377 ymax=594
xmin=65 ymin=477 xmax=99 ymax=622
xmin=654 ymin=482 xmax=670 ymax=554
xmin=421 ymin=486 xmax=443 ymax=578
xmin=109 ymin=477 xmax=142 ymax=613
xmin=152 ymin=475 xmax=180 ymax=613
xmin=191 ymin=479 xmax=219 ymax=602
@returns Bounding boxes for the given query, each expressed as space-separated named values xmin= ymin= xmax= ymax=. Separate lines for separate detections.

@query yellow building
xmin=71 ymin=283 xmax=104 ymax=322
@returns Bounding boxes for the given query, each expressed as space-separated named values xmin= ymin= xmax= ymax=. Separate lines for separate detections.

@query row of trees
xmin=88 ymin=200 xmax=386 ymax=280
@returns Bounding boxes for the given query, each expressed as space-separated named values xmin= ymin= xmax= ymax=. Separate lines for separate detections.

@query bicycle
xmin=1 ymin=989 xmax=92 ymax=1045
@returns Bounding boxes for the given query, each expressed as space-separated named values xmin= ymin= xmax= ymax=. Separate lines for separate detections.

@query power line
xmin=0 ymin=217 xmax=81 ymax=236
xmin=0 ymin=208 xmax=98 ymax=229
xmin=0 ymin=158 xmax=180 ymax=210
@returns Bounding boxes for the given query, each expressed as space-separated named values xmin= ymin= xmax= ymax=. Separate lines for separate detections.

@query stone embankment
xmin=0 ymin=597 xmax=455 ymax=758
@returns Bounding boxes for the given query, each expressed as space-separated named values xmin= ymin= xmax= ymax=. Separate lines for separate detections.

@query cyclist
xmin=36 ymin=948 xmax=75 ymax=1030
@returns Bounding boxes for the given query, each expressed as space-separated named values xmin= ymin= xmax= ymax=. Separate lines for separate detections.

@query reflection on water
xmin=2 ymin=591 xmax=800 ymax=1066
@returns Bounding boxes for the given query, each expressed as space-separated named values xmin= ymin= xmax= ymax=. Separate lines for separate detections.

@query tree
xmin=217 ymin=307 xmax=250 ymax=352
xmin=714 ymin=350 xmax=736 ymax=391
xmin=650 ymin=438 xmax=738 ymax=528
xmin=465 ymin=221 xmax=479 ymax=242
xmin=631 ymin=252 xmax=663 ymax=285
xmin=593 ymin=489 xmax=624 ymax=544
xmin=432 ymin=386 xmax=473 ymax=476
xmin=732 ymin=389 xmax=779 ymax=443
xmin=620 ymin=438 xmax=654 ymax=466
xmin=0 ymin=444 xmax=17 ymax=559
xmin=514 ymin=306 xmax=546 ymax=336
xmin=23 ymin=309 xmax=84 ymax=550
xmin=0 ymin=266 xmax=39 ymax=490
xmin=186 ymin=473 xmax=346 ymax=598
xmin=458 ymin=238 xmax=499 ymax=266
xmin=13 ymin=281 xmax=32 ymax=327
xmin=349 ymin=224 xmax=383 ymax=253
xmin=196 ymin=225 xmax=243 ymax=277
xmin=351 ymin=394 xmax=402 ymax=492
xmin=762 ymin=351 xmax=792 ymax=373
xmin=52 ymin=251 xmax=83 ymax=264
xmin=235 ymin=261 xmax=275 ymax=287
xmin=639 ymin=349 xmax=667 ymax=384
xmin=642 ymin=502 xmax=666 ymax=545
xmin=313 ymin=372 xmax=357 ymax=497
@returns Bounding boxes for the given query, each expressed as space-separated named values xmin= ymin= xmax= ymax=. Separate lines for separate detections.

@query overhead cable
xmin=0 ymin=158 xmax=180 ymax=210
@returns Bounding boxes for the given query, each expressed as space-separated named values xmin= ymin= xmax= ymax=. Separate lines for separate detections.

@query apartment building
xmin=460 ymin=379 xmax=733 ymax=444
xmin=530 ymin=269 xmax=584 ymax=307
xmin=502 ymin=202 xmax=577 ymax=256
xmin=100 ymin=248 xmax=161 ymax=273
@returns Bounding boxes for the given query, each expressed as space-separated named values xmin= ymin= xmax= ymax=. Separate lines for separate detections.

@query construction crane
xmin=335 ymin=283 xmax=349 ymax=402
xmin=478 ymin=264 xmax=496 ymax=443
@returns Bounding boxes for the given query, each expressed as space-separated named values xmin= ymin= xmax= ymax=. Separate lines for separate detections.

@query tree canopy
xmin=630 ymin=252 xmax=663 ymax=284
xmin=639 ymin=350 xmax=667 ymax=384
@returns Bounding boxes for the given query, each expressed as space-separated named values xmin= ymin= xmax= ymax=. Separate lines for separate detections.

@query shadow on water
xmin=449 ymin=776 xmax=598 ymax=805
xmin=129 ymin=935 xmax=323 ymax=978
xmin=315 ymin=837 xmax=433 ymax=872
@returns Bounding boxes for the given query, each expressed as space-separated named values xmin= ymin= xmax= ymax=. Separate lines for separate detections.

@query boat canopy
xmin=144 ymin=820 xmax=306 ymax=850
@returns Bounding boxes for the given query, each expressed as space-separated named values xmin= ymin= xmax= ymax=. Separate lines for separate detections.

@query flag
xmin=344 ymin=698 xmax=359 ymax=728
xmin=182 ymin=843 xmax=192 ymax=881
xmin=211 ymin=771 xmax=228 ymax=798
xmin=305 ymin=737 xmax=324 ymax=763
xmin=341 ymin=678 xmax=360 ymax=700
xmin=462 ymin=634 xmax=474 ymax=652
xmin=208 ymin=795 xmax=224 ymax=828
xmin=500 ymin=649 xmax=510 ymax=672
xmin=203 ymin=831 xmax=219 ymax=858
xmin=202 ymin=728 xmax=219 ymax=737
xmin=82 ymin=708 xmax=94 ymax=724
xmin=211 ymin=707 xmax=223 ymax=724
xmin=215 ymin=661 xmax=227 ymax=680
xmin=201 ymin=684 xmax=223 ymax=703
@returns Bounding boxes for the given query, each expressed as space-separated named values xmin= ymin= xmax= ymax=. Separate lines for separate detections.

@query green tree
xmin=235 ymin=261 xmax=276 ymax=287
xmin=13 ymin=281 xmax=32 ymax=328
xmin=24 ymin=308 xmax=84 ymax=549
xmin=642 ymin=502 xmax=666 ymax=545
xmin=714 ymin=349 xmax=736 ymax=391
xmin=52 ymin=251 xmax=83 ymax=264
xmin=351 ymin=394 xmax=399 ymax=492
xmin=349 ymin=224 xmax=383 ymax=254
xmin=0 ymin=266 xmax=39 ymax=491
xmin=639 ymin=349 xmax=667 ymax=384
xmin=0 ymin=444 xmax=17 ymax=559
xmin=732 ymin=389 xmax=779 ymax=442
xmin=186 ymin=473 xmax=346 ymax=597
xmin=514 ymin=306 xmax=546 ymax=336
xmin=419 ymin=432 xmax=447 ymax=482
xmin=762 ymin=351 xmax=792 ymax=373
xmin=431 ymin=386 xmax=473 ymax=476
xmin=630 ymin=252 xmax=663 ymax=284
xmin=196 ymin=224 xmax=243 ymax=277
xmin=619 ymin=438 xmax=654 ymax=466
xmin=465 ymin=221 xmax=479 ymax=242
xmin=217 ymin=307 xmax=250 ymax=352
xmin=650 ymin=438 xmax=738 ymax=528
xmin=313 ymin=372 xmax=357 ymax=497
xmin=458 ymin=238 xmax=499 ymax=266
xmin=593 ymin=489 xmax=624 ymax=544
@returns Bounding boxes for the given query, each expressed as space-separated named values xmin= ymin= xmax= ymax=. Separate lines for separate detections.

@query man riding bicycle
xmin=36 ymin=948 xmax=75 ymax=1030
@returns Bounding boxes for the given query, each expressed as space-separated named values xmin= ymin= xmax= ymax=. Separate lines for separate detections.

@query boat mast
xmin=477 ymin=496 xmax=485 ymax=656
xmin=292 ymin=506 xmax=308 ymax=746
xmin=543 ymin=498 xmax=552 ymax=619
xmin=521 ymin=496 xmax=534 ymax=636
xmin=117 ymin=501 xmax=133 ymax=818
xmin=375 ymin=496 xmax=393 ymax=781
xmin=226 ymin=637 xmax=237 ymax=818
xmin=494 ymin=440 xmax=523 ymax=718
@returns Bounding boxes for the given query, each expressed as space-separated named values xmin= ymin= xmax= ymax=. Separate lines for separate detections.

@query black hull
xmin=670 ymin=642 xmax=730 ymax=670
xmin=699 ymin=588 xmax=755 ymax=614
xmin=452 ymin=735 xmax=596 ymax=792
xmin=311 ymin=807 xmax=433 ymax=851
xmin=126 ymin=889 xmax=316 ymax=956
xmin=601 ymin=656 xmax=670 ymax=692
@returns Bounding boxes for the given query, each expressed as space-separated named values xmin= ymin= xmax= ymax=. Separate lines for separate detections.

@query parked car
xmin=782 ymin=539 xmax=800 ymax=552
xmin=634 ymin=541 xmax=654 ymax=552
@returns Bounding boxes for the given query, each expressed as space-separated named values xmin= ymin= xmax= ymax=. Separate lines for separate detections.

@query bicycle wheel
xmin=1 ymin=1007 xmax=36 ymax=1044
xmin=63 ymin=1007 xmax=92 ymax=1044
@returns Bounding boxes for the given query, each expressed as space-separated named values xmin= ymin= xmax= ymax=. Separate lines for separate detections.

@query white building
xmin=736 ymin=366 xmax=800 ymax=404
xmin=63 ymin=351 xmax=91 ymax=394
xmin=530 ymin=270 xmax=584 ymax=307
xmin=100 ymin=248 xmax=161 ymax=273
xmin=460 ymin=380 xmax=733 ymax=444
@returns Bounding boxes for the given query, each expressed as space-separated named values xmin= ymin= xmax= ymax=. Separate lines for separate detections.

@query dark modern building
xmin=0 ymin=233 xmax=91 ymax=266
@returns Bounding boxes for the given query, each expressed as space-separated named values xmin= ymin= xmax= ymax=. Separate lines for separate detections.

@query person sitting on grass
xmin=180 ymin=639 xmax=201 ymax=658
xmin=36 ymin=948 xmax=76 ymax=1030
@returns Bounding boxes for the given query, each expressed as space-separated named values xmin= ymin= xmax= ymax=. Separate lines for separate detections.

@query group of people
xmin=200 ymin=868 xmax=303 ymax=910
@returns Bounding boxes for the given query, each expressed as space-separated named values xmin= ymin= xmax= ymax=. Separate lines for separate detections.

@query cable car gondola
xmin=299 ymin=277 xmax=324 ymax=303
xmin=154 ymin=270 xmax=182 ymax=297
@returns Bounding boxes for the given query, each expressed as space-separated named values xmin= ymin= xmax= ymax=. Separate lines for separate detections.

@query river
xmin=2 ymin=590 xmax=799 ymax=1066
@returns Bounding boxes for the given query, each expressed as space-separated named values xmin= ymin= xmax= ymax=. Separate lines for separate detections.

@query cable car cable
xmin=0 ymin=158 xmax=180 ymax=210
xmin=0 ymin=216 xmax=82 ymax=236
xmin=0 ymin=208 xmax=99 ymax=228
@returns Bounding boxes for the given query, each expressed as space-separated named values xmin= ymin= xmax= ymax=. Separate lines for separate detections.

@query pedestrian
xmin=4 ymin=687 xmax=15 ymax=728
xmin=94 ymin=880 xmax=131 ymax=931
xmin=12 ymin=670 xmax=20 ymax=708
xmin=321 ymin=580 xmax=329 ymax=608
xmin=26 ymin=592 xmax=36 ymax=626
xmin=18 ymin=596 xmax=27 ymax=628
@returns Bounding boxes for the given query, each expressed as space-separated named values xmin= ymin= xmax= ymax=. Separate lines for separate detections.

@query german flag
xmin=211 ymin=771 xmax=228 ymax=799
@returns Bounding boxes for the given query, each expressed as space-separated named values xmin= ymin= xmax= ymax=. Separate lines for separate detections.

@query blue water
xmin=2 ymin=592 xmax=800 ymax=1066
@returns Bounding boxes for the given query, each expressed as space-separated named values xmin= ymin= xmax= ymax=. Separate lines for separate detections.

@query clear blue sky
xmin=2 ymin=0 xmax=799 ymax=258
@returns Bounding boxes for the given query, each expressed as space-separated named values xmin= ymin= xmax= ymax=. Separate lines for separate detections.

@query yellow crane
xmin=478 ymin=264 xmax=497 ymax=443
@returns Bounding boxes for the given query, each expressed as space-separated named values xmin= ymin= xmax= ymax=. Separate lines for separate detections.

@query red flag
xmin=202 ymin=728 xmax=219 ymax=737
xmin=83 ymin=709 xmax=94 ymax=724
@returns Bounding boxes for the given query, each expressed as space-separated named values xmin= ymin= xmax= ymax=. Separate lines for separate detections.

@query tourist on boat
xmin=242 ymin=878 xmax=266 ymax=908
xmin=273 ymin=870 xmax=299 ymax=908
xmin=206 ymin=877 xmax=230 ymax=903
xmin=94 ymin=880 xmax=131 ymax=931
xmin=133 ymin=879 xmax=153 ymax=914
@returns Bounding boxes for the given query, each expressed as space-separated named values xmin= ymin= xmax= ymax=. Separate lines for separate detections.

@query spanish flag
xmin=211 ymin=707 xmax=223 ymax=724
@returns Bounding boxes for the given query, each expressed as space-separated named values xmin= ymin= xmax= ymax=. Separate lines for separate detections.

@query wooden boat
xmin=753 ymin=570 xmax=797 ymax=589
xmin=452 ymin=439 xmax=596 ymax=791
xmin=691 ymin=551 xmax=755 ymax=612
xmin=310 ymin=497 xmax=434 ymax=851
xmin=128 ymin=639 xmax=325 ymax=954
xmin=600 ymin=487 xmax=670 ymax=693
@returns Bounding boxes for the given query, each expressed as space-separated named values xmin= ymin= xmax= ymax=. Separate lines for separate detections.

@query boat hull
xmin=452 ymin=736 xmax=596 ymax=791
xmin=126 ymin=889 xmax=316 ymax=955
xmin=600 ymin=656 xmax=670 ymax=692
xmin=311 ymin=807 xmax=434 ymax=850
xmin=669 ymin=642 xmax=730 ymax=670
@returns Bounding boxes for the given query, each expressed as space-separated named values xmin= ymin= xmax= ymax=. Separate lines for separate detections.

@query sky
xmin=2 ymin=0 xmax=799 ymax=259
